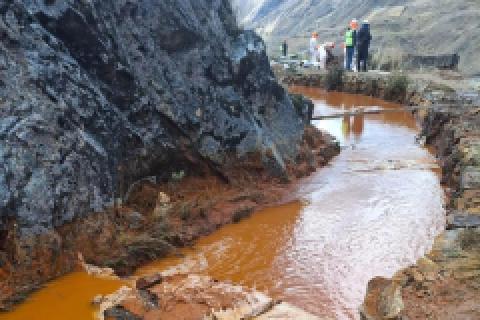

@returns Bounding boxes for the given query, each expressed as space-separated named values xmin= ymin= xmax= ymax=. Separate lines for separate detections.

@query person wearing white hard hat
xmin=317 ymin=43 xmax=327 ymax=69
xmin=310 ymin=32 xmax=319 ymax=64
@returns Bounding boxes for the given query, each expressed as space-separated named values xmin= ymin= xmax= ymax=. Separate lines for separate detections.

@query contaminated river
xmin=0 ymin=88 xmax=445 ymax=320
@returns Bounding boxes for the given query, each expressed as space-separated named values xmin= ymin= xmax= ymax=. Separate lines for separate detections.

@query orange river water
xmin=0 ymin=87 xmax=445 ymax=320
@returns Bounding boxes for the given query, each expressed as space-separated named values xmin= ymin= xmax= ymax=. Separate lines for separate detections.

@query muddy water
xmin=0 ymin=272 xmax=123 ymax=320
xmin=138 ymin=88 xmax=445 ymax=319
xmin=0 ymin=88 xmax=445 ymax=320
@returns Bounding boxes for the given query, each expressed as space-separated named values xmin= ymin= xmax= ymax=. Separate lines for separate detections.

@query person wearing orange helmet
xmin=345 ymin=27 xmax=355 ymax=70
xmin=345 ymin=19 xmax=358 ymax=71
xmin=350 ymin=19 xmax=359 ymax=31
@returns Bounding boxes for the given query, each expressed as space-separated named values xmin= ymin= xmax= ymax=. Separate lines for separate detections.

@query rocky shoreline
xmin=0 ymin=123 xmax=339 ymax=311
xmin=97 ymin=273 xmax=320 ymax=320
xmin=278 ymin=69 xmax=480 ymax=319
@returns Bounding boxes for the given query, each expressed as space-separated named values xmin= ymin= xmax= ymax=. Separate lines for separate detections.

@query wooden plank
xmin=311 ymin=105 xmax=432 ymax=120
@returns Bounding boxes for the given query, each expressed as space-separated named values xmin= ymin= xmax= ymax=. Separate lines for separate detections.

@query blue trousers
xmin=357 ymin=46 xmax=369 ymax=72
xmin=346 ymin=46 xmax=354 ymax=70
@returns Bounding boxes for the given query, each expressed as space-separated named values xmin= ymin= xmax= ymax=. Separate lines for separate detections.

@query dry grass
xmin=459 ymin=228 xmax=480 ymax=252
xmin=370 ymin=48 xmax=405 ymax=71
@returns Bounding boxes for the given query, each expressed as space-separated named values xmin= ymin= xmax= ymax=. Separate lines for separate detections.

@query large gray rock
xmin=0 ymin=0 xmax=307 ymax=235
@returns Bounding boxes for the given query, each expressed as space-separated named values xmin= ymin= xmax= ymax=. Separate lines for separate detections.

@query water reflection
xmin=342 ymin=114 xmax=365 ymax=142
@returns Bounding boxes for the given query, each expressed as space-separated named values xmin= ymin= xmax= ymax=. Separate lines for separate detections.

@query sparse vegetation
xmin=179 ymin=202 xmax=192 ymax=221
xmin=168 ymin=170 xmax=186 ymax=190
xmin=459 ymin=228 xmax=480 ymax=251
xmin=325 ymin=66 xmax=344 ymax=91
xmin=232 ymin=207 xmax=254 ymax=223
xmin=370 ymin=49 xmax=405 ymax=71
xmin=384 ymin=72 xmax=409 ymax=102
xmin=171 ymin=170 xmax=186 ymax=182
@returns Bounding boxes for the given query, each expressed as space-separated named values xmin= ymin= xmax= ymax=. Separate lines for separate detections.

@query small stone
xmin=153 ymin=192 xmax=172 ymax=218
xmin=92 ymin=294 xmax=104 ymax=305
xmin=136 ymin=273 xmax=164 ymax=290
xmin=157 ymin=192 xmax=170 ymax=205
xmin=447 ymin=213 xmax=480 ymax=229
xmin=125 ymin=211 xmax=145 ymax=230
xmin=416 ymin=257 xmax=439 ymax=281
xmin=411 ymin=269 xmax=425 ymax=283
xmin=461 ymin=167 xmax=480 ymax=190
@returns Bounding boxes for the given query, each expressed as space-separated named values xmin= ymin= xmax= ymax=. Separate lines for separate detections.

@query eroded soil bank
xmin=0 ymin=125 xmax=339 ymax=320
xmin=361 ymin=86 xmax=480 ymax=320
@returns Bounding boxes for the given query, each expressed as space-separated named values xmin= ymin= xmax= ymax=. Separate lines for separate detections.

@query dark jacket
xmin=356 ymin=24 xmax=372 ymax=49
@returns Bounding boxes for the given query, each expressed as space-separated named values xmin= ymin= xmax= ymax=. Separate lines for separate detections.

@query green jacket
xmin=345 ymin=30 xmax=356 ymax=48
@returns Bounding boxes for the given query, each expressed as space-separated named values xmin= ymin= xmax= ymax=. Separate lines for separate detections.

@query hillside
xmin=233 ymin=0 xmax=480 ymax=75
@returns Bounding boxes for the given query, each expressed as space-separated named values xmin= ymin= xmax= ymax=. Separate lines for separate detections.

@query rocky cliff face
xmin=0 ymin=0 xmax=307 ymax=234
xmin=0 ymin=0 xmax=311 ymax=307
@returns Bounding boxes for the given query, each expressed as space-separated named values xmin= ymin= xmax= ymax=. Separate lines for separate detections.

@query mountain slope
xmin=234 ymin=0 xmax=480 ymax=75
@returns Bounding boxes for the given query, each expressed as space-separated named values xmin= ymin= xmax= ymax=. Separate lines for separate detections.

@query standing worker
xmin=345 ymin=19 xmax=358 ymax=71
xmin=282 ymin=40 xmax=288 ymax=57
xmin=310 ymin=32 xmax=319 ymax=63
xmin=345 ymin=26 xmax=355 ymax=70
xmin=317 ymin=43 xmax=327 ymax=69
xmin=356 ymin=20 xmax=372 ymax=72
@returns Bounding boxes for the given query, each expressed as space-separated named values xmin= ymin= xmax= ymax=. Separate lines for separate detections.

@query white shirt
xmin=309 ymin=37 xmax=318 ymax=54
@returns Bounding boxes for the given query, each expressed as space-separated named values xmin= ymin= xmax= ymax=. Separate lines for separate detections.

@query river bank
xmin=98 ymin=87 xmax=445 ymax=320
xmin=0 ymin=123 xmax=339 ymax=313
xmin=278 ymin=68 xmax=480 ymax=319
xmin=99 ymin=273 xmax=321 ymax=320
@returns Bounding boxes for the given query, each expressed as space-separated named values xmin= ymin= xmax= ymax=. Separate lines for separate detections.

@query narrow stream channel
xmin=0 ymin=88 xmax=445 ymax=320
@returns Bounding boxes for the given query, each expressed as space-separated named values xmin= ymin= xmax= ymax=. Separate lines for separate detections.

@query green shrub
xmin=171 ymin=170 xmax=185 ymax=182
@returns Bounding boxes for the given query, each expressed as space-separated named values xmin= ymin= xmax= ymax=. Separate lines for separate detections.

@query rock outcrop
xmin=98 ymin=273 xmax=321 ymax=320
xmin=0 ymin=0 xmax=324 ymax=309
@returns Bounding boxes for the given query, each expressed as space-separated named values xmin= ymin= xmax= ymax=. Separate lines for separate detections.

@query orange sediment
xmin=0 ymin=272 xmax=123 ymax=320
